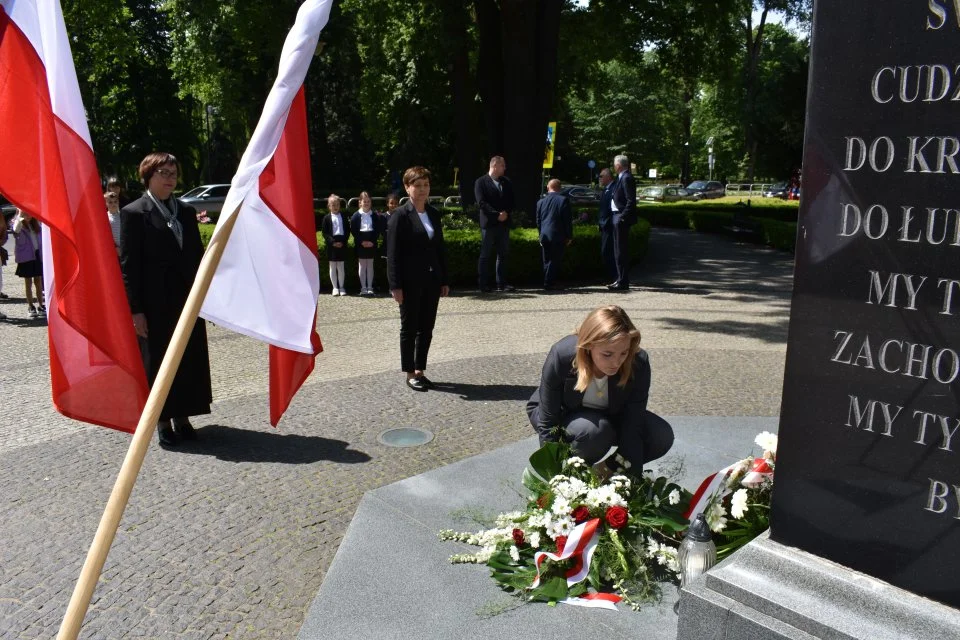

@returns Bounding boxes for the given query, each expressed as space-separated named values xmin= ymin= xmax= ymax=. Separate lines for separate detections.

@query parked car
xmin=763 ymin=182 xmax=789 ymax=199
xmin=0 ymin=195 xmax=17 ymax=221
xmin=640 ymin=185 xmax=692 ymax=203
xmin=558 ymin=185 xmax=601 ymax=202
xmin=684 ymin=180 xmax=725 ymax=200
xmin=180 ymin=184 xmax=231 ymax=216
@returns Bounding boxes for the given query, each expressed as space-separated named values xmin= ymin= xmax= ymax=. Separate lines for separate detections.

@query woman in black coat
xmin=120 ymin=152 xmax=212 ymax=447
xmin=387 ymin=167 xmax=449 ymax=391
xmin=527 ymin=305 xmax=673 ymax=474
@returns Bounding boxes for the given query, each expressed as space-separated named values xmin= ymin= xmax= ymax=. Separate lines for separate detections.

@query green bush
xmin=759 ymin=219 xmax=798 ymax=252
xmin=687 ymin=210 xmax=734 ymax=234
xmin=199 ymin=219 xmax=652 ymax=289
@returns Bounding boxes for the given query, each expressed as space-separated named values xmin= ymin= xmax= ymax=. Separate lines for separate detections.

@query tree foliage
xmin=62 ymin=0 xmax=812 ymax=201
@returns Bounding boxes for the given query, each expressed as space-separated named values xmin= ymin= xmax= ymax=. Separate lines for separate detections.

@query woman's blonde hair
xmin=573 ymin=305 xmax=642 ymax=392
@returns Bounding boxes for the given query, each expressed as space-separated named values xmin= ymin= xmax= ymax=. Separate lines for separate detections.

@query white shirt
xmin=610 ymin=169 xmax=628 ymax=213
xmin=107 ymin=210 xmax=122 ymax=254
xmin=581 ymin=376 xmax=609 ymax=410
xmin=331 ymin=213 xmax=344 ymax=236
xmin=417 ymin=211 xmax=435 ymax=239
xmin=359 ymin=210 xmax=374 ymax=232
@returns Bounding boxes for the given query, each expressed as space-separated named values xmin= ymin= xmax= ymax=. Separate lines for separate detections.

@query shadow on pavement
xmin=173 ymin=424 xmax=372 ymax=464
xmin=658 ymin=316 xmax=790 ymax=344
xmin=428 ymin=381 xmax=536 ymax=402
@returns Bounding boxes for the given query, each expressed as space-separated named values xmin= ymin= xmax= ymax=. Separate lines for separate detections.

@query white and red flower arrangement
xmin=439 ymin=432 xmax=778 ymax=610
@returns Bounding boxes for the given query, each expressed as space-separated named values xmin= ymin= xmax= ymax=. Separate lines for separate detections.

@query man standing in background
xmin=474 ymin=156 xmax=515 ymax=293
xmin=597 ymin=167 xmax=617 ymax=284
xmin=608 ymin=154 xmax=636 ymax=290
xmin=535 ymin=179 xmax=573 ymax=291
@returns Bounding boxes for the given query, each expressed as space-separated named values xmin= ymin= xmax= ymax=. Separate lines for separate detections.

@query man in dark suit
xmin=608 ymin=154 xmax=636 ymax=290
xmin=474 ymin=155 xmax=515 ymax=292
xmin=597 ymin=167 xmax=617 ymax=283
xmin=535 ymin=179 xmax=573 ymax=290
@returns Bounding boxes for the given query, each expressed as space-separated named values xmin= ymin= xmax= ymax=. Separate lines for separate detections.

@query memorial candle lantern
xmin=677 ymin=513 xmax=717 ymax=588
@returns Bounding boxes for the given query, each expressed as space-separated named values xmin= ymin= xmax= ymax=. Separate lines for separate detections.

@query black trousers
xmin=613 ymin=219 xmax=632 ymax=285
xmin=599 ymin=222 xmax=617 ymax=282
xmin=540 ymin=238 xmax=566 ymax=287
xmin=399 ymin=280 xmax=441 ymax=372
xmin=529 ymin=406 xmax=674 ymax=471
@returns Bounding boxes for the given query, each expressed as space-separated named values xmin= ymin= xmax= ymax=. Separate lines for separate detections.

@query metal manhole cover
xmin=378 ymin=427 xmax=434 ymax=447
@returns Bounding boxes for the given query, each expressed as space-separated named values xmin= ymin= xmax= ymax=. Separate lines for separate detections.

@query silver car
xmin=180 ymin=184 xmax=231 ymax=215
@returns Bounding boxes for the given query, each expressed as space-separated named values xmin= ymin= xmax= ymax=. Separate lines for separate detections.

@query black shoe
xmin=496 ymin=284 xmax=516 ymax=292
xmin=406 ymin=376 xmax=428 ymax=392
xmin=157 ymin=421 xmax=178 ymax=447
xmin=614 ymin=282 xmax=630 ymax=290
xmin=0 ymin=292 xmax=8 ymax=299
xmin=417 ymin=375 xmax=435 ymax=389
xmin=173 ymin=418 xmax=196 ymax=440
xmin=606 ymin=281 xmax=621 ymax=290
xmin=479 ymin=286 xmax=493 ymax=293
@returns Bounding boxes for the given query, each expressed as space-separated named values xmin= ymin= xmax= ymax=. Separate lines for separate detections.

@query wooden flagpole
xmin=57 ymin=206 xmax=241 ymax=640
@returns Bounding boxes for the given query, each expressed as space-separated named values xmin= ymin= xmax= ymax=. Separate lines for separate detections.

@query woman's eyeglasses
xmin=154 ymin=169 xmax=178 ymax=179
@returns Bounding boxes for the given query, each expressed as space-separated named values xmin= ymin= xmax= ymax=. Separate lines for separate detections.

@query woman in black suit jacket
xmin=526 ymin=305 xmax=673 ymax=474
xmin=120 ymin=152 xmax=212 ymax=447
xmin=387 ymin=167 xmax=449 ymax=391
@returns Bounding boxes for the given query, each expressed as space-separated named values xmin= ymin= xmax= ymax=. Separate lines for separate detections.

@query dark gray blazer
xmin=526 ymin=333 xmax=651 ymax=441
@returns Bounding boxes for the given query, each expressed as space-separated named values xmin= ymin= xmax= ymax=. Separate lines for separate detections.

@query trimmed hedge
xmin=637 ymin=206 xmax=798 ymax=253
xmin=198 ymin=218 xmax=651 ymax=290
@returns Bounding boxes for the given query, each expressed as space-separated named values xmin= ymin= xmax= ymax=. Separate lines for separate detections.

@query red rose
xmin=512 ymin=528 xmax=525 ymax=546
xmin=605 ymin=505 xmax=629 ymax=529
xmin=555 ymin=535 xmax=568 ymax=554
xmin=571 ymin=505 xmax=591 ymax=523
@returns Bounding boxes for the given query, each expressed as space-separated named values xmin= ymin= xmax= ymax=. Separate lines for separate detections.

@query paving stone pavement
xmin=0 ymin=228 xmax=794 ymax=639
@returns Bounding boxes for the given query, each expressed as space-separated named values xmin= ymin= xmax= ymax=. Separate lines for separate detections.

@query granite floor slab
xmin=299 ymin=416 xmax=778 ymax=640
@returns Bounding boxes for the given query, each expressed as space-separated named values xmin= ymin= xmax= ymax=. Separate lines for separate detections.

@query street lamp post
xmin=706 ymin=136 xmax=715 ymax=182
xmin=205 ymin=104 xmax=215 ymax=183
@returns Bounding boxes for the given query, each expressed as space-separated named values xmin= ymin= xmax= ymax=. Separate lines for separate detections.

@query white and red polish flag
xmin=0 ymin=0 xmax=149 ymax=430
xmin=199 ymin=0 xmax=332 ymax=425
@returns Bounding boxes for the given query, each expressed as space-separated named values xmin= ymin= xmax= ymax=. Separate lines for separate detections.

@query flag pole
xmin=57 ymin=205 xmax=242 ymax=640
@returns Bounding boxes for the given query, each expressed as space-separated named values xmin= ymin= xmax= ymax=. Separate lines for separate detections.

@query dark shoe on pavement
xmin=496 ymin=284 xmax=516 ymax=292
xmin=0 ymin=292 xmax=8 ymax=299
xmin=479 ymin=286 xmax=493 ymax=293
xmin=606 ymin=281 xmax=621 ymax=290
xmin=416 ymin=375 xmax=435 ymax=389
xmin=157 ymin=420 xmax=178 ymax=447
xmin=406 ymin=376 xmax=428 ymax=392
xmin=173 ymin=418 xmax=196 ymax=440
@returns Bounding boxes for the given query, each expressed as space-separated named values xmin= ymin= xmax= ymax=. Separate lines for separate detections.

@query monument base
xmin=677 ymin=531 xmax=960 ymax=640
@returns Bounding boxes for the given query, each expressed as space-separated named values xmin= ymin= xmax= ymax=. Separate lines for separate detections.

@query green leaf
xmin=522 ymin=468 xmax=548 ymax=494
xmin=528 ymin=442 xmax=568 ymax=482
xmin=532 ymin=576 xmax=569 ymax=602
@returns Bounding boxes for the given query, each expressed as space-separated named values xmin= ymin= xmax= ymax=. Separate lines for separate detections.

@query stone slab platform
xmin=299 ymin=416 xmax=777 ymax=640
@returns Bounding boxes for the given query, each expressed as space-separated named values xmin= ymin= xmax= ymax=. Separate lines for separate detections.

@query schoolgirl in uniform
xmin=321 ymin=194 xmax=349 ymax=295
xmin=351 ymin=191 xmax=382 ymax=295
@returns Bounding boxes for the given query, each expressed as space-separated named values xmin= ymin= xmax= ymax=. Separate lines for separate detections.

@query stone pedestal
xmin=677 ymin=532 xmax=960 ymax=640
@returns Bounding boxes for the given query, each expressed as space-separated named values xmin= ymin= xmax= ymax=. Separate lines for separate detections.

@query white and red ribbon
xmin=530 ymin=518 xmax=622 ymax=610
xmin=684 ymin=457 xmax=774 ymax=522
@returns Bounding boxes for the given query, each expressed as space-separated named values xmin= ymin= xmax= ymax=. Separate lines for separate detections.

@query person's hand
xmin=334 ymin=242 xmax=343 ymax=248
xmin=497 ymin=211 xmax=508 ymax=222
xmin=391 ymin=289 xmax=403 ymax=304
xmin=440 ymin=285 xmax=450 ymax=297
xmin=362 ymin=240 xmax=374 ymax=248
xmin=133 ymin=313 xmax=148 ymax=338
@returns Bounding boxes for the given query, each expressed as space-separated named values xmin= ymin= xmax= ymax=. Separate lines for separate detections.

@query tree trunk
xmin=475 ymin=0 xmax=505 ymax=155
xmin=444 ymin=4 xmax=480 ymax=206
xmin=499 ymin=0 xmax=561 ymax=222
